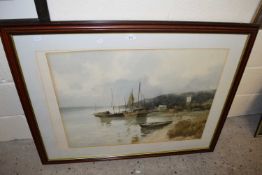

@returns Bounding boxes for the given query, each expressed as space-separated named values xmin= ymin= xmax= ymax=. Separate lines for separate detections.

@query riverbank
xmin=136 ymin=110 xmax=209 ymax=144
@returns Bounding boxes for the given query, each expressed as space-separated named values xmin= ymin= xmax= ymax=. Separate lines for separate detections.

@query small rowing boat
xmin=139 ymin=121 xmax=172 ymax=129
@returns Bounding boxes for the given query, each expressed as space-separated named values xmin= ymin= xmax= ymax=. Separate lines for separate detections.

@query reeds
xmin=167 ymin=118 xmax=206 ymax=139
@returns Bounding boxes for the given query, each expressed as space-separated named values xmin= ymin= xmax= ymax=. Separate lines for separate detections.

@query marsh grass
xmin=167 ymin=118 xmax=206 ymax=139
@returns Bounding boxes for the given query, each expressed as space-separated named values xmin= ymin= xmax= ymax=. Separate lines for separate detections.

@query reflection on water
xmin=60 ymin=107 xmax=207 ymax=148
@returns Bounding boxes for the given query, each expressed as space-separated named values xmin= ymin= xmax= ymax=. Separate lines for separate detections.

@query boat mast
xmin=138 ymin=82 xmax=141 ymax=107
xmin=111 ymin=88 xmax=115 ymax=113
xmin=124 ymin=97 xmax=127 ymax=111
xmin=127 ymin=89 xmax=134 ymax=111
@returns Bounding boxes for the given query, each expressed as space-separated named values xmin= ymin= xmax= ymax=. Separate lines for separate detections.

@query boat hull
xmin=139 ymin=121 xmax=172 ymax=129
xmin=94 ymin=111 xmax=124 ymax=117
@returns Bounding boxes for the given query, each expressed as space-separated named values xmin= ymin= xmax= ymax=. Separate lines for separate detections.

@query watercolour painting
xmin=45 ymin=49 xmax=227 ymax=148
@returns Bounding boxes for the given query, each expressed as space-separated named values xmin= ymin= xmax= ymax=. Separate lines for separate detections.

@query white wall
xmin=0 ymin=0 xmax=37 ymax=19
xmin=0 ymin=40 xmax=31 ymax=141
xmin=228 ymin=30 xmax=262 ymax=116
xmin=0 ymin=1 xmax=261 ymax=141
xmin=47 ymin=0 xmax=260 ymax=23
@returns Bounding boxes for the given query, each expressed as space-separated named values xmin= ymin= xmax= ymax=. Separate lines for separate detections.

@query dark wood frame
xmin=0 ymin=21 xmax=259 ymax=164
xmin=34 ymin=0 xmax=50 ymax=22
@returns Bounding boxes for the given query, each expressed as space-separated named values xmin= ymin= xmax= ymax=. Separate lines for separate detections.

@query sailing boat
xmin=93 ymin=89 xmax=124 ymax=117
xmin=123 ymin=82 xmax=149 ymax=117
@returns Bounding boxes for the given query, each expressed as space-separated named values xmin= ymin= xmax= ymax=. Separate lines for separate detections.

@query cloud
xmin=46 ymin=49 xmax=227 ymax=107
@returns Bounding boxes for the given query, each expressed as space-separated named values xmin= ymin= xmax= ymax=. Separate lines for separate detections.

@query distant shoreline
xmin=59 ymin=89 xmax=216 ymax=110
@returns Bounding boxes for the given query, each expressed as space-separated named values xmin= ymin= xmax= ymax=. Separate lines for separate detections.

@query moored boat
xmin=124 ymin=82 xmax=149 ymax=117
xmin=94 ymin=111 xmax=111 ymax=117
xmin=139 ymin=121 xmax=172 ymax=128
xmin=93 ymin=88 xmax=124 ymax=118
xmin=94 ymin=111 xmax=124 ymax=117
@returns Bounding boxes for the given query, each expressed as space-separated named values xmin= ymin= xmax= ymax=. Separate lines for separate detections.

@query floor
xmin=0 ymin=115 xmax=261 ymax=175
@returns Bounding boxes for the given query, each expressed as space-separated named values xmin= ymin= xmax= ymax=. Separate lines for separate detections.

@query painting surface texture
xmin=46 ymin=49 xmax=228 ymax=148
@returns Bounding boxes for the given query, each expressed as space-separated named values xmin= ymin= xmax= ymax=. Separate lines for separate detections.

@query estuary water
xmin=60 ymin=107 xmax=206 ymax=148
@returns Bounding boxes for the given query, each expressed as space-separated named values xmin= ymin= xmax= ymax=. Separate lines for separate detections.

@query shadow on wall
xmin=243 ymin=90 xmax=262 ymax=135
xmin=229 ymin=88 xmax=262 ymax=135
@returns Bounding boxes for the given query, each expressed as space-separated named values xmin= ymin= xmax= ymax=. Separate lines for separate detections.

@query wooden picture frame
xmin=0 ymin=21 xmax=258 ymax=164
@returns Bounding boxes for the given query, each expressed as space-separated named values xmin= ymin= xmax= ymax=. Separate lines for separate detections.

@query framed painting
xmin=255 ymin=116 xmax=262 ymax=137
xmin=1 ymin=22 xmax=258 ymax=164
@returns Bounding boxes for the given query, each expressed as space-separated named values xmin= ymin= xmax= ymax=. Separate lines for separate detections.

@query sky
xmin=46 ymin=48 xmax=228 ymax=107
